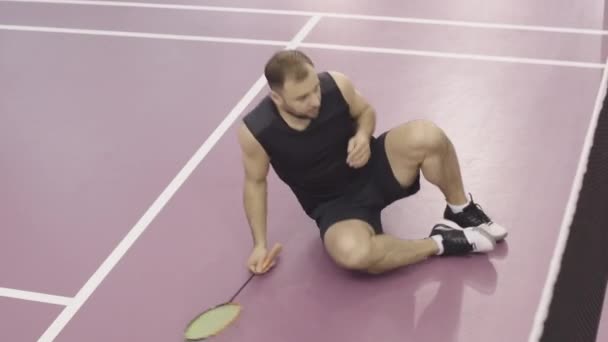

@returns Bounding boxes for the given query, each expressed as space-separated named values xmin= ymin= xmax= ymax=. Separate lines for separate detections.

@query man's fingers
xmin=262 ymin=243 xmax=283 ymax=269
xmin=348 ymin=148 xmax=369 ymax=167
xmin=352 ymin=148 xmax=366 ymax=160
xmin=347 ymin=145 xmax=364 ymax=164
xmin=259 ymin=243 xmax=283 ymax=273
xmin=255 ymin=258 xmax=266 ymax=273
xmin=347 ymin=138 xmax=356 ymax=153
xmin=249 ymin=263 xmax=260 ymax=274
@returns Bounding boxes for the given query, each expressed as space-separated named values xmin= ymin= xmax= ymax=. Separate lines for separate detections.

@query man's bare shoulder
xmin=326 ymin=71 xmax=368 ymax=115
xmin=237 ymin=122 xmax=268 ymax=159
xmin=327 ymin=70 xmax=351 ymax=90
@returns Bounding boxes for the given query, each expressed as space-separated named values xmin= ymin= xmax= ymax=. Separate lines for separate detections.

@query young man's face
xmin=272 ymin=64 xmax=322 ymax=119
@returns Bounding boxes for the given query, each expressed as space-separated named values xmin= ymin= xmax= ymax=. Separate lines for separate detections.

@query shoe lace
xmin=464 ymin=193 xmax=492 ymax=225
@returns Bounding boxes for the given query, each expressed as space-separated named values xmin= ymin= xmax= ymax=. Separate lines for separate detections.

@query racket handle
xmin=262 ymin=243 xmax=282 ymax=270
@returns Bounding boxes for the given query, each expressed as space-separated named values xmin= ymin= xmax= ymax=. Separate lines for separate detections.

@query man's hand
xmin=247 ymin=243 xmax=283 ymax=274
xmin=347 ymin=132 xmax=371 ymax=168
xmin=327 ymin=71 xmax=375 ymax=169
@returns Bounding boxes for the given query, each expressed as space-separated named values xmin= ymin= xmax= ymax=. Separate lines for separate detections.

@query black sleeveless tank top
xmin=242 ymin=72 xmax=372 ymax=214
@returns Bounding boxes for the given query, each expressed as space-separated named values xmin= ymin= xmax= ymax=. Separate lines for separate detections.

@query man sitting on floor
xmin=238 ymin=49 xmax=507 ymax=275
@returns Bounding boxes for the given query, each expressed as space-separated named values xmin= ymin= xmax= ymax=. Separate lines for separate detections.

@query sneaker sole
xmin=442 ymin=218 xmax=507 ymax=242
xmin=430 ymin=221 xmax=497 ymax=253
xmin=469 ymin=226 xmax=497 ymax=251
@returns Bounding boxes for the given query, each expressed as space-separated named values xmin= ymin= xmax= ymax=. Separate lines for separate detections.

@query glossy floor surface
xmin=1 ymin=0 xmax=607 ymax=341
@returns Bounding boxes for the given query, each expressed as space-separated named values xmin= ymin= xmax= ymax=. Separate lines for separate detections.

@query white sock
xmin=430 ymin=235 xmax=444 ymax=255
xmin=448 ymin=197 xmax=471 ymax=213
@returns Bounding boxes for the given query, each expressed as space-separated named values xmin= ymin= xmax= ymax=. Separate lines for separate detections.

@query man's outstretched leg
xmin=323 ymin=219 xmax=495 ymax=274
xmin=384 ymin=120 xmax=508 ymax=241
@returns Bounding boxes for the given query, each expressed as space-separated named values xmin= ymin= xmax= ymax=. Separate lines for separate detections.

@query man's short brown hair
xmin=264 ymin=49 xmax=314 ymax=90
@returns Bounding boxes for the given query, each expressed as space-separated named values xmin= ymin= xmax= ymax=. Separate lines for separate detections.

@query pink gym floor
xmin=2 ymin=0 xmax=608 ymax=341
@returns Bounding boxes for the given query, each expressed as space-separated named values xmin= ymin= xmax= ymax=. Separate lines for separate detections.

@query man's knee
xmin=324 ymin=221 xmax=374 ymax=271
xmin=385 ymin=119 xmax=448 ymax=184
xmin=398 ymin=119 xmax=446 ymax=152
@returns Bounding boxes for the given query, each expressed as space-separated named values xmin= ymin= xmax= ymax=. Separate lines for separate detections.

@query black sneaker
xmin=443 ymin=194 xmax=508 ymax=242
xmin=430 ymin=220 xmax=496 ymax=256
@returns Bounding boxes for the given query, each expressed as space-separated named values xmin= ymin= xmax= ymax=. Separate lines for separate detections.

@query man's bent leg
xmin=383 ymin=119 xmax=508 ymax=241
xmin=322 ymin=219 xmax=495 ymax=275
xmin=384 ymin=119 xmax=467 ymax=205
xmin=323 ymin=219 xmax=438 ymax=274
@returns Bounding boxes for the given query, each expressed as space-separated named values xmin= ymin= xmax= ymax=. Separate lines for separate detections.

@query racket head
xmin=184 ymin=302 xmax=242 ymax=341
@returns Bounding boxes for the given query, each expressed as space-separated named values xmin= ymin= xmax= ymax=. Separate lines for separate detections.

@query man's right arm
xmin=237 ymin=122 xmax=270 ymax=248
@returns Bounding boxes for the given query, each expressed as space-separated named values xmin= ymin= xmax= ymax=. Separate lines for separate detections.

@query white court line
xmin=2 ymin=0 xmax=608 ymax=35
xmin=0 ymin=287 xmax=73 ymax=306
xmin=0 ymin=24 xmax=286 ymax=46
xmin=0 ymin=24 xmax=604 ymax=69
xmin=35 ymin=14 xmax=322 ymax=342
xmin=527 ymin=59 xmax=608 ymax=342
xmin=300 ymin=42 xmax=606 ymax=69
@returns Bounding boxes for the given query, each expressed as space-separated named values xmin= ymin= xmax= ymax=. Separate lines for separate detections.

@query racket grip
xmin=262 ymin=243 xmax=282 ymax=269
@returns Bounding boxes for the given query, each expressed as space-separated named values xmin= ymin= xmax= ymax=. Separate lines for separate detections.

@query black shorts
xmin=309 ymin=131 xmax=421 ymax=239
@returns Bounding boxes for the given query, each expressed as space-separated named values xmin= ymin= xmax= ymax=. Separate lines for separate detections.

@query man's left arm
xmin=329 ymin=71 xmax=376 ymax=139
xmin=329 ymin=71 xmax=376 ymax=168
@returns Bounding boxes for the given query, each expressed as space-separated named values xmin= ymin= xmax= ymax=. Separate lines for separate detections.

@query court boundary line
xmin=2 ymin=0 xmax=608 ymax=35
xmin=35 ymin=14 xmax=322 ymax=342
xmin=0 ymin=24 xmax=286 ymax=45
xmin=0 ymin=24 xmax=604 ymax=69
xmin=299 ymin=42 xmax=605 ymax=69
xmin=0 ymin=287 xmax=73 ymax=306
xmin=527 ymin=59 xmax=608 ymax=341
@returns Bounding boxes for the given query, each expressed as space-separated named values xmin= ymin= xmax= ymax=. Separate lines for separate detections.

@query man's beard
xmin=282 ymin=104 xmax=317 ymax=120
